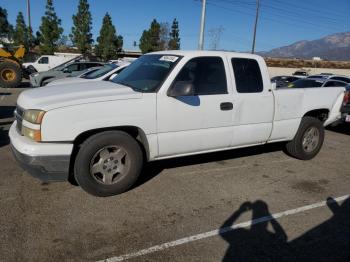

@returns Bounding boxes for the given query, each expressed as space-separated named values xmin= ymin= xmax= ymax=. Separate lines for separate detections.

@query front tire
xmin=74 ymin=131 xmax=143 ymax=197
xmin=285 ymin=116 xmax=325 ymax=160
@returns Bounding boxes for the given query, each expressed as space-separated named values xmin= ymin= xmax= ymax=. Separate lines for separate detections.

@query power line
xmin=268 ymin=0 xmax=349 ymax=20
xmin=219 ymin=0 xmax=349 ymax=21
xmin=213 ymin=0 xmax=347 ymax=28
xmin=259 ymin=3 xmax=348 ymax=25
xmin=206 ymin=0 xmax=345 ymax=33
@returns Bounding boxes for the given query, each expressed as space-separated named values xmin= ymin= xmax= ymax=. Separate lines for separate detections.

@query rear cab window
xmin=231 ymin=58 xmax=263 ymax=93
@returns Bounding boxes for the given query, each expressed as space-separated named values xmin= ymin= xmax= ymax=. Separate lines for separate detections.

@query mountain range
xmin=260 ymin=32 xmax=350 ymax=61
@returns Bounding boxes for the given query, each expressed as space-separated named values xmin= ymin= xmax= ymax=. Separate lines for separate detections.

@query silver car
xmin=30 ymin=61 xmax=105 ymax=87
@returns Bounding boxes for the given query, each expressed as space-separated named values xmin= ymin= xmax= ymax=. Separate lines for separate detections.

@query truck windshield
xmin=112 ymin=54 xmax=181 ymax=92
xmin=82 ymin=64 xmax=118 ymax=79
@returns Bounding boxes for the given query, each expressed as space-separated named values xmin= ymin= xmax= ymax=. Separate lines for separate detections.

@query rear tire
xmin=285 ymin=116 xmax=324 ymax=160
xmin=0 ymin=61 xmax=22 ymax=88
xmin=74 ymin=131 xmax=143 ymax=197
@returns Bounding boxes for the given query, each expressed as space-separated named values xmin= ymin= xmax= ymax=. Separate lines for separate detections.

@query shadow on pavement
xmin=0 ymin=81 xmax=31 ymax=89
xmin=0 ymin=106 xmax=15 ymax=120
xmin=17 ymin=81 xmax=31 ymax=88
xmin=10 ymin=81 xmax=31 ymax=89
xmin=133 ymin=142 xmax=285 ymax=189
xmin=0 ymin=126 xmax=10 ymax=148
xmin=327 ymin=123 xmax=350 ymax=135
xmin=219 ymin=197 xmax=350 ymax=262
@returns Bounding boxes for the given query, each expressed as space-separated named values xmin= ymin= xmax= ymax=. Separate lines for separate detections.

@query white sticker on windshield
xmin=159 ymin=56 xmax=179 ymax=63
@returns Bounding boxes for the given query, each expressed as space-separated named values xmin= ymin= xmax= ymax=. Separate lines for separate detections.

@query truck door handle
xmin=220 ymin=102 xmax=233 ymax=111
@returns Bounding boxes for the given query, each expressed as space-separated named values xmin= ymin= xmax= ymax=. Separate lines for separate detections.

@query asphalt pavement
xmin=0 ymin=84 xmax=349 ymax=262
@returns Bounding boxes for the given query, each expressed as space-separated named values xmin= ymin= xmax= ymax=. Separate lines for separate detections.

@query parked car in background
xmin=307 ymin=74 xmax=350 ymax=83
xmin=288 ymin=78 xmax=348 ymax=89
xmin=10 ymin=51 xmax=345 ymax=196
xmin=30 ymin=61 xmax=105 ymax=87
xmin=292 ymin=70 xmax=309 ymax=78
xmin=271 ymin=75 xmax=300 ymax=88
xmin=108 ymin=57 xmax=137 ymax=64
xmin=340 ymin=84 xmax=350 ymax=123
xmin=23 ymin=53 xmax=81 ymax=73
xmin=74 ymin=66 xmax=104 ymax=78
xmin=47 ymin=62 xmax=130 ymax=86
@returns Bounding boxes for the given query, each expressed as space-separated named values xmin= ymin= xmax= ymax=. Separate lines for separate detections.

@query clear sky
xmin=0 ymin=0 xmax=349 ymax=52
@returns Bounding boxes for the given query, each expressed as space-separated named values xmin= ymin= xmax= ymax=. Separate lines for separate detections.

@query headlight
xmin=22 ymin=126 xmax=41 ymax=142
xmin=23 ymin=110 xmax=46 ymax=124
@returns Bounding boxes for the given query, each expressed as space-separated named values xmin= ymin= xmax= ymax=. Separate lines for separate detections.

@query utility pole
xmin=26 ymin=0 xmax=31 ymax=30
xmin=198 ymin=0 xmax=207 ymax=50
xmin=26 ymin=0 xmax=32 ymax=50
xmin=251 ymin=0 xmax=260 ymax=54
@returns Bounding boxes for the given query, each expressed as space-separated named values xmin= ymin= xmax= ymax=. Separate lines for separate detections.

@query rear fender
xmin=324 ymin=92 xmax=345 ymax=126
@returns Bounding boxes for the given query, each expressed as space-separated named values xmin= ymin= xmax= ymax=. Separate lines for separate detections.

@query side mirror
xmin=271 ymin=82 xmax=277 ymax=90
xmin=168 ymin=81 xmax=195 ymax=97
xmin=109 ymin=73 xmax=118 ymax=80
xmin=63 ymin=68 xmax=71 ymax=73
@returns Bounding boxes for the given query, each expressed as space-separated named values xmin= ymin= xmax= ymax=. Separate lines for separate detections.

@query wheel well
xmin=68 ymin=126 xmax=150 ymax=185
xmin=303 ymin=109 xmax=329 ymax=122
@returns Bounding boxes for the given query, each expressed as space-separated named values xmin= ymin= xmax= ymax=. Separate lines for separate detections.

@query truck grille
xmin=14 ymin=105 xmax=24 ymax=134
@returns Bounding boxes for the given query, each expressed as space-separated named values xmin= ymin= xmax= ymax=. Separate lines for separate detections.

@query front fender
xmin=40 ymin=96 xmax=157 ymax=142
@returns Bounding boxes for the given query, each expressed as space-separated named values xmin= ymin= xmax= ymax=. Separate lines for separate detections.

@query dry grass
xmin=265 ymin=58 xmax=350 ymax=69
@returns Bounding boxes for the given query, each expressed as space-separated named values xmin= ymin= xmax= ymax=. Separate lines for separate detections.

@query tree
xmin=57 ymin=35 xmax=70 ymax=47
xmin=168 ymin=18 xmax=180 ymax=50
xmin=95 ymin=13 xmax=123 ymax=61
xmin=27 ymin=26 xmax=35 ymax=48
xmin=70 ymin=0 xmax=93 ymax=55
xmin=33 ymin=31 xmax=42 ymax=46
xmin=13 ymin=12 xmax=29 ymax=49
xmin=0 ymin=7 xmax=13 ymax=42
xmin=139 ymin=19 xmax=161 ymax=54
xmin=39 ymin=0 xmax=63 ymax=54
xmin=159 ymin=22 xmax=170 ymax=50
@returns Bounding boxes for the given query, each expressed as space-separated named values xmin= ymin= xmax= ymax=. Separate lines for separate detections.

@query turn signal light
xmin=22 ymin=126 xmax=42 ymax=142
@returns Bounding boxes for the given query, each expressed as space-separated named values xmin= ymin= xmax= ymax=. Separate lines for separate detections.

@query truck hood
xmin=17 ymin=81 xmax=142 ymax=111
xmin=47 ymin=77 xmax=91 ymax=86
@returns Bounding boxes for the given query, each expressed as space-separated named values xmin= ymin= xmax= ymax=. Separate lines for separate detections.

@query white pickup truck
xmin=10 ymin=51 xmax=345 ymax=197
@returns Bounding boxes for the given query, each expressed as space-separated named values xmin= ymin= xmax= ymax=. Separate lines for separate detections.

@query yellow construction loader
xmin=0 ymin=45 xmax=25 ymax=88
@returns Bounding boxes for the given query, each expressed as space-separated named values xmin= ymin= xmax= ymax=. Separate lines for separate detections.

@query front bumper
xmin=11 ymin=145 xmax=70 ymax=182
xmin=9 ymin=122 xmax=73 ymax=182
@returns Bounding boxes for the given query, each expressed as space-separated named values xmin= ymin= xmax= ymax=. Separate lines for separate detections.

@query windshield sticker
xmin=159 ymin=56 xmax=179 ymax=63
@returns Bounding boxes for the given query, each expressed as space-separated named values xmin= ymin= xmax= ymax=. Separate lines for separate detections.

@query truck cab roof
xmin=150 ymin=50 xmax=263 ymax=60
